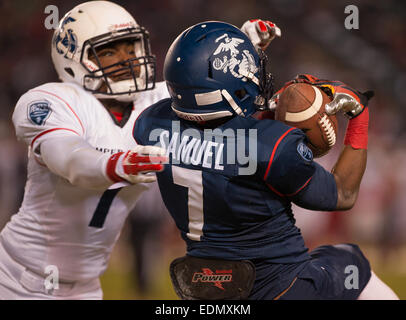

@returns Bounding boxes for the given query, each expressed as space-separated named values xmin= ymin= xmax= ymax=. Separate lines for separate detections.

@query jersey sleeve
xmin=261 ymin=128 xmax=316 ymax=196
xmin=12 ymin=85 xmax=85 ymax=152
xmin=290 ymin=161 xmax=338 ymax=211
xmin=39 ymin=134 xmax=113 ymax=190
xmin=259 ymin=126 xmax=338 ymax=209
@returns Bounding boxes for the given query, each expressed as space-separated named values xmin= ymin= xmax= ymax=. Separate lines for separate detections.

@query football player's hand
xmin=275 ymin=74 xmax=374 ymax=118
xmin=106 ymin=145 xmax=168 ymax=184
xmin=241 ymin=19 xmax=281 ymax=51
xmin=293 ymin=74 xmax=374 ymax=118
xmin=292 ymin=74 xmax=374 ymax=149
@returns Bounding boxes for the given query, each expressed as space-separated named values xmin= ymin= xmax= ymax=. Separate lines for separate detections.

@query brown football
xmin=275 ymin=82 xmax=338 ymax=157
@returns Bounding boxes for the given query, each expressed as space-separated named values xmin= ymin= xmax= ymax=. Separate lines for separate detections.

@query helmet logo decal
xmin=53 ymin=15 xmax=77 ymax=59
xmin=60 ymin=16 xmax=76 ymax=28
xmin=212 ymin=33 xmax=258 ymax=80
xmin=107 ymin=21 xmax=137 ymax=32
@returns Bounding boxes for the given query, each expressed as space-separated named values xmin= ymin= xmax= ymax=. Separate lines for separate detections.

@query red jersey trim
xmin=265 ymin=182 xmax=284 ymax=197
xmin=31 ymin=128 xmax=80 ymax=148
xmin=31 ymin=89 xmax=85 ymax=134
xmin=263 ymin=127 xmax=295 ymax=180
xmin=266 ymin=176 xmax=313 ymax=198
xmin=285 ymin=176 xmax=313 ymax=197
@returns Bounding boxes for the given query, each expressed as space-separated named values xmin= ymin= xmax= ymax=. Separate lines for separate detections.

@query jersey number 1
xmin=172 ymin=166 xmax=204 ymax=241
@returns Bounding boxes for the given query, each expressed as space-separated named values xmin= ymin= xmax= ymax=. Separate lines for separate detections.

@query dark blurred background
xmin=0 ymin=0 xmax=405 ymax=299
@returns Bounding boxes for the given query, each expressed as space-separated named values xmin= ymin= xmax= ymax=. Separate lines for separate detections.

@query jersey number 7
xmin=88 ymin=187 xmax=123 ymax=228
xmin=172 ymin=166 xmax=204 ymax=241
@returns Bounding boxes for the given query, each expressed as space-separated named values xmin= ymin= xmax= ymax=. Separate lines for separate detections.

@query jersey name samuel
xmin=158 ymin=129 xmax=225 ymax=170
xmin=149 ymin=121 xmax=258 ymax=174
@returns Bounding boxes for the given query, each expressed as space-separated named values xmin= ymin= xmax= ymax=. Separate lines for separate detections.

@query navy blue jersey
xmin=134 ymin=98 xmax=337 ymax=265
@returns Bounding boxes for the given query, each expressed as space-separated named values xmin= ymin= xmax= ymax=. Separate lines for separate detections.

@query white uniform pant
xmin=0 ymin=241 xmax=102 ymax=300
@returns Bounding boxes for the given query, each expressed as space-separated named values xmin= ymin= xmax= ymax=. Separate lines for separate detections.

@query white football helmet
xmin=51 ymin=1 xmax=156 ymax=101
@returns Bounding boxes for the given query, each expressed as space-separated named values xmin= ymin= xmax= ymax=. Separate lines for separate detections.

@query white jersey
xmin=1 ymin=81 xmax=169 ymax=282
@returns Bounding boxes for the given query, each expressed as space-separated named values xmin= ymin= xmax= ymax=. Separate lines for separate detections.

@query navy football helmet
xmin=164 ymin=21 xmax=274 ymax=121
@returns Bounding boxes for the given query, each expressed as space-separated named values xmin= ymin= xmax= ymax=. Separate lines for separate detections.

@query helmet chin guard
xmin=255 ymin=49 xmax=275 ymax=111
xmin=93 ymin=78 xmax=148 ymax=102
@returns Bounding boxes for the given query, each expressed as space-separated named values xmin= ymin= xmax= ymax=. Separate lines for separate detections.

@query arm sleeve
xmin=40 ymin=134 xmax=114 ymax=190
xmin=290 ymin=162 xmax=338 ymax=211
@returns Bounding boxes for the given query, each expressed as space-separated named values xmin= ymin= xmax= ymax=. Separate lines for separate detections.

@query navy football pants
xmin=278 ymin=244 xmax=372 ymax=300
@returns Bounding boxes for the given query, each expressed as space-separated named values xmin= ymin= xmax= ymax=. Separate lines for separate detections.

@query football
xmin=275 ymin=82 xmax=338 ymax=157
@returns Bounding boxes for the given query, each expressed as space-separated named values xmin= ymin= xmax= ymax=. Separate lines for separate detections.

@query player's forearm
xmin=332 ymin=145 xmax=367 ymax=210
xmin=332 ymin=106 xmax=369 ymax=210
xmin=40 ymin=135 xmax=113 ymax=190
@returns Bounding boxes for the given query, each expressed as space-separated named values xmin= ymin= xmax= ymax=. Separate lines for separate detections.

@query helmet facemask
xmin=254 ymin=49 xmax=275 ymax=111
xmin=81 ymin=27 xmax=156 ymax=101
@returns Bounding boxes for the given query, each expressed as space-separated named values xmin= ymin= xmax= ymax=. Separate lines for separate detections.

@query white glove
xmin=106 ymin=145 xmax=168 ymax=184
xmin=241 ymin=19 xmax=281 ymax=51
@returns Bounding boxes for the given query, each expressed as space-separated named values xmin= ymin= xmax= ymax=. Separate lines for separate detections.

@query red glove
xmin=106 ymin=145 xmax=168 ymax=184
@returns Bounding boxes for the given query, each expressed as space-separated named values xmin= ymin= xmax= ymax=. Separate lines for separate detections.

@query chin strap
xmin=90 ymin=75 xmax=151 ymax=102
xmin=93 ymin=91 xmax=138 ymax=102
xmin=221 ymin=90 xmax=244 ymax=116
